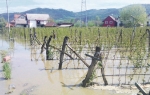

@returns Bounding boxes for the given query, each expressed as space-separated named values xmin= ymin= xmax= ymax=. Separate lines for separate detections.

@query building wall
xmin=40 ymin=21 xmax=47 ymax=25
xmin=15 ymin=24 xmax=26 ymax=27
xmin=29 ymin=20 xmax=37 ymax=28
xmin=103 ymin=16 xmax=117 ymax=27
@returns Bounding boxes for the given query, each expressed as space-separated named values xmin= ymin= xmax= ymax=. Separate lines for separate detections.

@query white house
xmin=26 ymin=14 xmax=50 ymax=28
xmin=8 ymin=14 xmax=50 ymax=28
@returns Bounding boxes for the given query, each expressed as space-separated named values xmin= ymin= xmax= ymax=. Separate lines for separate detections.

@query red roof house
xmin=103 ymin=15 xmax=117 ymax=27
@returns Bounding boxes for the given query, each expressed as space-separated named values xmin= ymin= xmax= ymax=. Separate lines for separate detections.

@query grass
xmin=0 ymin=50 xmax=8 ymax=62
xmin=47 ymin=48 xmax=54 ymax=60
xmin=2 ymin=62 xmax=11 ymax=79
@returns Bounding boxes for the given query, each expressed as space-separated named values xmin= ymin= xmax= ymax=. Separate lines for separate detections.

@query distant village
xmin=5 ymin=13 xmax=150 ymax=28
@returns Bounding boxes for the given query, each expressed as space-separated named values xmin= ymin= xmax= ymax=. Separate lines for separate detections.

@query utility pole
xmin=6 ymin=0 xmax=10 ymax=39
xmin=80 ymin=0 xmax=87 ymax=27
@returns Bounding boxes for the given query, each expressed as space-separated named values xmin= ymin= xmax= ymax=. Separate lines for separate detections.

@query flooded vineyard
xmin=0 ymin=27 xmax=150 ymax=95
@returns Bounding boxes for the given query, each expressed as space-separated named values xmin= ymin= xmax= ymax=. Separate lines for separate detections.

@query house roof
xmin=109 ymin=15 xmax=116 ymax=21
xmin=5 ymin=23 xmax=15 ymax=27
xmin=14 ymin=14 xmax=21 ymax=20
xmin=26 ymin=14 xmax=50 ymax=21
xmin=103 ymin=15 xmax=117 ymax=22
xmin=15 ymin=19 xmax=27 ymax=24
xmin=45 ymin=22 xmax=56 ymax=27
xmin=10 ymin=20 xmax=15 ymax=23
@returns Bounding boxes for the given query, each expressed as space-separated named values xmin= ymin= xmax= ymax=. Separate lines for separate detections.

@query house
xmin=7 ymin=13 xmax=50 ymax=28
xmin=6 ymin=14 xmax=24 ymax=27
xmin=15 ymin=15 xmax=27 ymax=27
xmin=26 ymin=14 xmax=50 ymax=28
xmin=102 ymin=15 xmax=118 ymax=27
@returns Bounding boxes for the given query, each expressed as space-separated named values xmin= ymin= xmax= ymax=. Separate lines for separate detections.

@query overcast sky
xmin=0 ymin=0 xmax=150 ymax=13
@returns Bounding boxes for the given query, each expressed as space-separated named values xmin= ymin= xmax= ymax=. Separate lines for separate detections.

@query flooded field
xmin=0 ymin=33 xmax=150 ymax=95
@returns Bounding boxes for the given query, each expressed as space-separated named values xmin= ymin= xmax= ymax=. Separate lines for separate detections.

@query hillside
xmin=0 ymin=4 xmax=150 ymax=22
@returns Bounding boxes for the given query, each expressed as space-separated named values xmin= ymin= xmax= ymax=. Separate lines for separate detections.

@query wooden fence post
xmin=98 ymin=28 xmax=100 ymax=39
xmin=118 ymin=29 xmax=122 ymax=43
xmin=82 ymin=47 xmax=107 ymax=87
xmin=46 ymin=35 xmax=53 ymax=60
xmin=147 ymin=29 xmax=150 ymax=51
xmin=59 ymin=36 xmax=69 ymax=70
xmin=24 ymin=28 xmax=26 ymax=40
xmin=30 ymin=29 xmax=32 ymax=45
xmin=67 ymin=44 xmax=89 ymax=67
xmin=79 ymin=31 xmax=82 ymax=45
xmin=135 ymin=82 xmax=148 ymax=95
xmin=41 ymin=36 xmax=47 ymax=54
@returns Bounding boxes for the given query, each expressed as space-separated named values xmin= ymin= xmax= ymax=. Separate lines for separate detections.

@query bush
xmin=2 ymin=62 xmax=11 ymax=79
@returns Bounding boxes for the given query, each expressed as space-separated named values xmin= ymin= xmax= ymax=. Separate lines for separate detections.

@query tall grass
xmin=2 ymin=62 xmax=11 ymax=79
xmin=0 ymin=50 xmax=7 ymax=60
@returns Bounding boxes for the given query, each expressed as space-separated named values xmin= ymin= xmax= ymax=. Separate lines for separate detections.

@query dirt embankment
xmin=89 ymin=84 xmax=150 ymax=95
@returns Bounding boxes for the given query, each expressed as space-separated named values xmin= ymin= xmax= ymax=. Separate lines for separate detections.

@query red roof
xmin=14 ymin=14 xmax=21 ymax=20
xmin=103 ymin=15 xmax=116 ymax=22
xmin=5 ymin=23 xmax=14 ymax=27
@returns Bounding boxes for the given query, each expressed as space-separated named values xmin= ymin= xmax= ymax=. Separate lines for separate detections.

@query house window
xmin=109 ymin=21 xmax=113 ymax=24
xmin=105 ymin=21 xmax=108 ymax=24
xmin=37 ymin=20 xmax=40 ymax=24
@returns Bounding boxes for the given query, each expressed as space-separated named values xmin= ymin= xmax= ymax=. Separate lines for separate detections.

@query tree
xmin=47 ymin=17 xmax=55 ymax=22
xmin=74 ymin=20 xmax=80 ymax=27
xmin=0 ymin=17 xmax=6 ymax=27
xmin=94 ymin=16 xmax=102 ymax=26
xmin=88 ymin=21 xmax=95 ymax=27
xmin=119 ymin=4 xmax=147 ymax=27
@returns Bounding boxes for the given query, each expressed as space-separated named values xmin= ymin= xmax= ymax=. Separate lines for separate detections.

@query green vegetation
xmin=0 ymin=50 xmax=11 ymax=79
xmin=47 ymin=48 xmax=54 ymax=60
xmin=2 ymin=62 xmax=11 ymax=79
xmin=120 ymin=4 xmax=147 ymax=27
xmin=3 ymin=27 xmax=148 ymax=68
xmin=1 ymin=26 xmax=150 ymax=84
xmin=0 ymin=50 xmax=8 ymax=61
xmin=0 ymin=17 xmax=6 ymax=28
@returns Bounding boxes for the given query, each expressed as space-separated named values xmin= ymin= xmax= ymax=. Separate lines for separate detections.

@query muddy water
xmin=0 ymin=38 xmax=144 ymax=95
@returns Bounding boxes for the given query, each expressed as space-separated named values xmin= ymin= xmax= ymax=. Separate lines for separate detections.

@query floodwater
xmin=0 ymin=37 xmax=149 ymax=95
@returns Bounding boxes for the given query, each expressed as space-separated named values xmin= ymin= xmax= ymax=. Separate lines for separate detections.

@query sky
xmin=0 ymin=0 xmax=150 ymax=14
